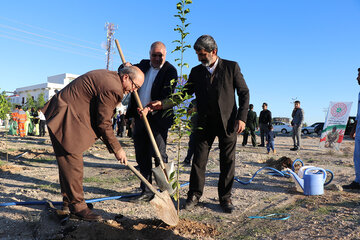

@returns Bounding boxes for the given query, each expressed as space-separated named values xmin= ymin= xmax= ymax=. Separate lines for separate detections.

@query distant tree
xmin=36 ymin=92 xmax=46 ymax=109
xmin=25 ymin=93 xmax=36 ymax=110
xmin=0 ymin=90 xmax=11 ymax=120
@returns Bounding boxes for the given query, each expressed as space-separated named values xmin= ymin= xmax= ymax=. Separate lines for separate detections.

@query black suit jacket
xmin=185 ymin=58 xmax=249 ymax=135
xmin=246 ymin=110 xmax=258 ymax=130
xmin=126 ymin=60 xmax=178 ymax=130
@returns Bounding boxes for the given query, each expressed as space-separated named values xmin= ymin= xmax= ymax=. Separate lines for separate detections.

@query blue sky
xmin=1 ymin=0 xmax=359 ymax=124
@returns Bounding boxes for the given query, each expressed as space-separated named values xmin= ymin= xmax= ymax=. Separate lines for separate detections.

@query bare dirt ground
xmin=1 ymin=129 xmax=360 ymax=240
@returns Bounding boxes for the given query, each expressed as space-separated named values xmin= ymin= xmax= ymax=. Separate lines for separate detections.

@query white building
xmin=13 ymin=73 xmax=79 ymax=104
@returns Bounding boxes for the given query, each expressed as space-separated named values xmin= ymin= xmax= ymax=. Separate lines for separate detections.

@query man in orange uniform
xmin=10 ymin=106 xmax=19 ymax=135
xmin=17 ymin=106 xmax=27 ymax=137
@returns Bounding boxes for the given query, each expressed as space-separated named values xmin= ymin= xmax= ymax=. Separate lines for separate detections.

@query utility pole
xmin=104 ymin=22 xmax=117 ymax=70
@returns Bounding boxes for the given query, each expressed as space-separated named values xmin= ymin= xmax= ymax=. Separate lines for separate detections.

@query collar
xmin=150 ymin=61 xmax=163 ymax=70
xmin=206 ymin=57 xmax=219 ymax=74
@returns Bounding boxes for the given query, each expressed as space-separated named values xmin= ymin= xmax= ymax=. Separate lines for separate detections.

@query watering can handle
xmin=292 ymin=158 xmax=304 ymax=171
xmin=304 ymin=167 xmax=327 ymax=183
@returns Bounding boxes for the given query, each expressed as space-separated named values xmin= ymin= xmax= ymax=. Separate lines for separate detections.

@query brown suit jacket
xmin=42 ymin=69 xmax=123 ymax=154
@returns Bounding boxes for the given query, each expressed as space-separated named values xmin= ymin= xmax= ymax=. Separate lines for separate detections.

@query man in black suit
xmin=148 ymin=35 xmax=249 ymax=213
xmin=123 ymin=41 xmax=177 ymax=200
xmin=242 ymin=104 xmax=258 ymax=147
xmin=258 ymin=103 xmax=272 ymax=147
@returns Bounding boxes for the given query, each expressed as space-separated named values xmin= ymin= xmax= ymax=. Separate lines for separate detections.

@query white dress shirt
xmin=138 ymin=63 xmax=160 ymax=106
xmin=206 ymin=57 xmax=219 ymax=74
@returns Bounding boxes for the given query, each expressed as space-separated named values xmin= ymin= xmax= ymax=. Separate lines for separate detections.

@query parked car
xmin=314 ymin=122 xmax=324 ymax=135
xmin=272 ymin=121 xmax=292 ymax=134
xmin=302 ymin=122 xmax=323 ymax=135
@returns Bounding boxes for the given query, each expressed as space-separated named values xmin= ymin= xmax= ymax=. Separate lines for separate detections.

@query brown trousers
xmin=49 ymin=129 xmax=88 ymax=212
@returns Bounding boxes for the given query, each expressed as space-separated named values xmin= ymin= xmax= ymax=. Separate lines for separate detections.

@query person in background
xmin=30 ymin=107 xmax=40 ymax=136
xmin=258 ymin=103 xmax=272 ymax=147
xmin=38 ymin=109 xmax=46 ymax=137
xmin=9 ymin=106 xmax=19 ymax=136
xmin=17 ymin=105 xmax=27 ymax=138
xmin=242 ymin=104 xmax=258 ymax=147
xmin=290 ymin=100 xmax=304 ymax=151
xmin=24 ymin=108 xmax=32 ymax=136
xmin=266 ymin=125 xmax=276 ymax=154
xmin=112 ymin=112 xmax=117 ymax=132
xmin=117 ymin=111 xmax=126 ymax=137
xmin=343 ymin=68 xmax=360 ymax=190
xmin=126 ymin=117 xmax=134 ymax=138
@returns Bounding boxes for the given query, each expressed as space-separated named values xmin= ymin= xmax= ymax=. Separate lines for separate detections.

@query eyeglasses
xmin=151 ymin=53 xmax=163 ymax=58
xmin=129 ymin=77 xmax=140 ymax=90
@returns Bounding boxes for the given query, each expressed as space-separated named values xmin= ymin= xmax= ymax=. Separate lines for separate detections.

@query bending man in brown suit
xmin=42 ymin=66 xmax=144 ymax=221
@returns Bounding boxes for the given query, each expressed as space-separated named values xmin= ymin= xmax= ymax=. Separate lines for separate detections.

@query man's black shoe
xmin=342 ymin=181 xmax=360 ymax=190
xmin=184 ymin=195 xmax=199 ymax=210
xmin=136 ymin=192 xmax=154 ymax=202
xmin=220 ymin=199 xmax=234 ymax=213
xmin=258 ymin=144 xmax=264 ymax=147
xmin=290 ymin=146 xmax=298 ymax=151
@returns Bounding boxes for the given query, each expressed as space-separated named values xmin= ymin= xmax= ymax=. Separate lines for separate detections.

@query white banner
xmin=319 ymin=102 xmax=352 ymax=150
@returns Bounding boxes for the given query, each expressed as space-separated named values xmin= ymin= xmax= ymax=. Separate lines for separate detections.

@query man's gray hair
xmin=193 ymin=35 xmax=218 ymax=52
xmin=118 ymin=66 xmax=137 ymax=80
xmin=150 ymin=41 xmax=166 ymax=51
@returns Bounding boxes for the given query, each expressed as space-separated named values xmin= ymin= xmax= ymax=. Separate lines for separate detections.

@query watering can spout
xmin=286 ymin=168 xmax=305 ymax=191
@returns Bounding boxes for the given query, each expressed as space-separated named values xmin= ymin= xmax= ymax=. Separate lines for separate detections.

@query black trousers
xmin=242 ymin=128 xmax=256 ymax=146
xmin=184 ymin=132 xmax=195 ymax=162
xmin=39 ymin=120 xmax=46 ymax=136
xmin=259 ymin=123 xmax=269 ymax=146
xmin=133 ymin=118 xmax=169 ymax=193
xmin=188 ymin=115 xmax=237 ymax=202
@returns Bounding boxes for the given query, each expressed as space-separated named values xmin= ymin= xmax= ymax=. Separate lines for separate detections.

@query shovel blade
xmin=150 ymin=191 xmax=179 ymax=226
xmin=152 ymin=162 xmax=176 ymax=195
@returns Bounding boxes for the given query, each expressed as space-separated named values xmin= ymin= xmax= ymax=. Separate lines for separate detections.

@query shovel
xmin=127 ymin=163 xmax=179 ymax=226
xmin=115 ymin=39 xmax=175 ymax=195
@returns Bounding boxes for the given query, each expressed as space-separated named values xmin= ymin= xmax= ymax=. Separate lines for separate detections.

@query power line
xmin=0 ymin=29 xmax=104 ymax=59
xmin=0 ymin=23 xmax=103 ymax=53
xmin=0 ymin=34 xmax=104 ymax=60
xmin=0 ymin=17 xmax=141 ymax=64
xmin=0 ymin=16 xmax=100 ymax=47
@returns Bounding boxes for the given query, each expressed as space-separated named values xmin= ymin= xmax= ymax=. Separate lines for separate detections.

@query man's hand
xmin=137 ymin=106 xmax=152 ymax=119
xmin=115 ymin=148 xmax=127 ymax=165
xmin=351 ymin=132 xmax=356 ymax=140
xmin=147 ymin=100 xmax=163 ymax=111
xmin=236 ymin=120 xmax=246 ymax=134
xmin=350 ymin=123 xmax=357 ymax=139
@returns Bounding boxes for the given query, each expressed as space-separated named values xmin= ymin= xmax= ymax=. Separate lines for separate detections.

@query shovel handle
xmin=115 ymin=39 xmax=126 ymax=64
xmin=127 ymin=164 xmax=160 ymax=197
xmin=114 ymin=39 xmax=166 ymax=171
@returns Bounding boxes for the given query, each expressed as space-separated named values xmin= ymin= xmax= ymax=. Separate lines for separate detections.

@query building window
xmin=22 ymin=97 xmax=25 ymax=104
